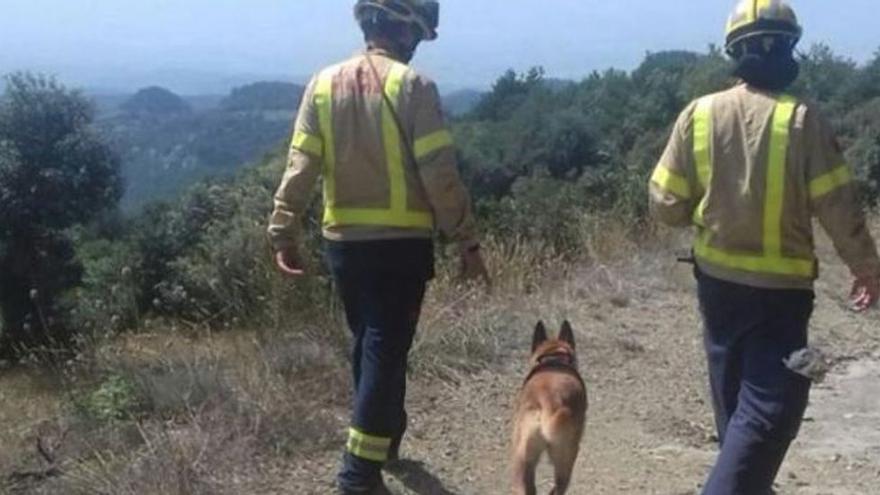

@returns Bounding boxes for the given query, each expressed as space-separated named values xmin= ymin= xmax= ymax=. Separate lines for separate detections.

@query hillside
xmin=94 ymin=82 xmax=303 ymax=211
xmin=1 ymin=226 xmax=877 ymax=494
xmin=91 ymin=82 xmax=484 ymax=212
xmin=246 ymin=228 xmax=880 ymax=495
xmin=443 ymin=89 xmax=486 ymax=117
xmin=1 ymin=45 xmax=880 ymax=494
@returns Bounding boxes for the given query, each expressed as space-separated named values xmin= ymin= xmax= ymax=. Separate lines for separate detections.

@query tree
xmin=0 ymin=73 xmax=123 ymax=359
xmin=471 ymin=67 xmax=545 ymax=121
xmin=794 ymin=44 xmax=860 ymax=111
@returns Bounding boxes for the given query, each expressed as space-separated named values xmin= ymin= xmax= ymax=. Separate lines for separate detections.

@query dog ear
xmin=559 ymin=320 xmax=576 ymax=349
xmin=532 ymin=321 xmax=548 ymax=352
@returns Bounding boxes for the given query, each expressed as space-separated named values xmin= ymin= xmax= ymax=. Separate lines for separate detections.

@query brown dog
xmin=512 ymin=321 xmax=587 ymax=495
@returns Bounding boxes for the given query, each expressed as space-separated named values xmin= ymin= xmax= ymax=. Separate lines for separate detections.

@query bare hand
xmin=275 ymin=249 xmax=305 ymax=277
xmin=850 ymin=275 xmax=880 ymax=312
xmin=460 ymin=248 xmax=490 ymax=287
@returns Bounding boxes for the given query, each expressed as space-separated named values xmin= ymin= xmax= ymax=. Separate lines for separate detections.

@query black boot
xmin=337 ymin=478 xmax=391 ymax=495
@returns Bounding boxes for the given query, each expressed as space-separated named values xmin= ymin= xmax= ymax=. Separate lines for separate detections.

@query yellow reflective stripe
xmin=695 ymin=231 xmax=815 ymax=278
xmin=346 ymin=428 xmax=391 ymax=463
xmin=291 ymin=131 xmax=323 ymax=157
xmin=693 ymin=96 xmax=714 ymax=226
xmin=810 ymin=165 xmax=853 ymax=199
xmin=651 ymin=164 xmax=691 ymax=199
xmin=319 ymin=61 xmax=432 ymax=231
xmin=383 ymin=63 xmax=409 ymax=217
xmin=324 ymin=208 xmax=433 ymax=229
xmin=314 ymin=72 xmax=336 ymax=216
xmin=693 ymin=97 xmax=713 ymax=190
xmin=763 ymin=96 xmax=797 ymax=259
xmin=692 ymin=95 xmax=814 ymax=279
xmin=414 ymin=129 xmax=454 ymax=160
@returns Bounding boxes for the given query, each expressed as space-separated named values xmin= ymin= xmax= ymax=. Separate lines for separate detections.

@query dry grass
xmin=0 ymin=324 xmax=352 ymax=494
xmin=0 ymin=216 xmax=663 ymax=494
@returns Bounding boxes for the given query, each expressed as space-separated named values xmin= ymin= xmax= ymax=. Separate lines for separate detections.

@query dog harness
xmin=523 ymin=351 xmax=586 ymax=390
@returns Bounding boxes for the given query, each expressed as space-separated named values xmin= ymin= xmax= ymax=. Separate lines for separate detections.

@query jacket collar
xmin=365 ymin=46 xmax=407 ymax=64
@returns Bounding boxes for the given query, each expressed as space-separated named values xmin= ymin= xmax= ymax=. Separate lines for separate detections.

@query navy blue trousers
xmin=696 ymin=269 xmax=814 ymax=495
xmin=326 ymin=239 xmax=433 ymax=493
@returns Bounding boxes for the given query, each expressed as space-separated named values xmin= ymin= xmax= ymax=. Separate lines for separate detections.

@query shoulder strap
xmin=365 ymin=52 xmax=420 ymax=168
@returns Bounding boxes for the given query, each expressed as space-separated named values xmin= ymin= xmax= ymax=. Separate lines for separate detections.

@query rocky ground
xmin=1 ymin=233 xmax=878 ymax=495
xmin=285 ymin=238 xmax=880 ymax=495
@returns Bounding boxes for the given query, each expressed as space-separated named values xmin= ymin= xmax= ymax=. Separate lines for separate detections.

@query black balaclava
xmin=361 ymin=11 xmax=422 ymax=63
xmin=731 ymin=36 xmax=800 ymax=92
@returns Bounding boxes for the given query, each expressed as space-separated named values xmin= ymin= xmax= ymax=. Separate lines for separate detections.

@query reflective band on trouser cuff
xmin=809 ymin=165 xmax=853 ymax=199
xmin=763 ymin=95 xmax=797 ymax=259
xmin=291 ymin=130 xmax=323 ymax=157
xmin=692 ymin=96 xmax=714 ymax=226
xmin=346 ymin=427 xmax=392 ymax=463
xmin=414 ymin=129 xmax=454 ymax=160
xmin=651 ymin=164 xmax=691 ymax=199
xmin=314 ymin=71 xmax=337 ymax=213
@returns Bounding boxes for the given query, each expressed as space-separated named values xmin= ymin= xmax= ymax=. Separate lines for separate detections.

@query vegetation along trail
xmin=2 ymin=37 xmax=880 ymax=495
xmin=277 ymin=228 xmax=880 ymax=495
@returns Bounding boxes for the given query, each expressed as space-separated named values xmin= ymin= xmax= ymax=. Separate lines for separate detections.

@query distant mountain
xmin=94 ymin=83 xmax=303 ymax=212
xmin=442 ymin=89 xmax=486 ymax=117
xmin=121 ymin=87 xmax=192 ymax=116
xmin=183 ymin=94 xmax=226 ymax=113
xmin=88 ymin=92 xmax=130 ymax=116
xmin=90 ymin=81 xmax=489 ymax=212
xmin=65 ymin=66 xmax=310 ymax=95
xmin=221 ymin=82 xmax=304 ymax=112
xmin=88 ymin=91 xmax=223 ymax=117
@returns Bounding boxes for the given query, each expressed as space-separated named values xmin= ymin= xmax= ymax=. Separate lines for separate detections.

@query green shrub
xmin=78 ymin=374 xmax=141 ymax=422
xmin=71 ymin=238 xmax=142 ymax=336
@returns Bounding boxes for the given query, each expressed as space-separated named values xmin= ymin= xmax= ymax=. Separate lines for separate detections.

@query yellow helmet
xmin=725 ymin=0 xmax=802 ymax=55
xmin=354 ymin=0 xmax=440 ymax=41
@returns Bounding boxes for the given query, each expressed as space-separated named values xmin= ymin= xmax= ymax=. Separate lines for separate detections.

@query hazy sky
xmin=2 ymin=1 xmax=878 ymax=94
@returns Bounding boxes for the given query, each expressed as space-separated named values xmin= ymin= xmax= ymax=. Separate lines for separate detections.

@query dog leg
xmin=511 ymin=454 xmax=538 ymax=495
xmin=547 ymin=441 xmax=579 ymax=495
xmin=511 ymin=420 xmax=542 ymax=495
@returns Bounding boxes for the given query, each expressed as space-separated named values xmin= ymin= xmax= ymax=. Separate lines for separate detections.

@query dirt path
xmin=287 ymin=242 xmax=880 ymax=495
xmin=1 ymin=238 xmax=875 ymax=495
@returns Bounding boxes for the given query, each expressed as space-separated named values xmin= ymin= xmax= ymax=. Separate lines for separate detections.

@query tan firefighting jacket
xmin=268 ymin=48 xmax=478 ymax=250
xmin=650 ymin=83 xmax=880 ymax=289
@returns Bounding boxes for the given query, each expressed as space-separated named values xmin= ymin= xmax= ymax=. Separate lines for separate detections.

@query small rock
xmin=610 ymin=295 xmax=630 ymax=308
xmin=783 ymin=347 xmax=830 ymax=382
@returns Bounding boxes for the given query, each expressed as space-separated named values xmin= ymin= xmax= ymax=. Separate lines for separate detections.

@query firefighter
xmin=649 ymin=1 xmax=880 ymax=493
xmin=268 ymin=1 xmax=487 ymax=493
